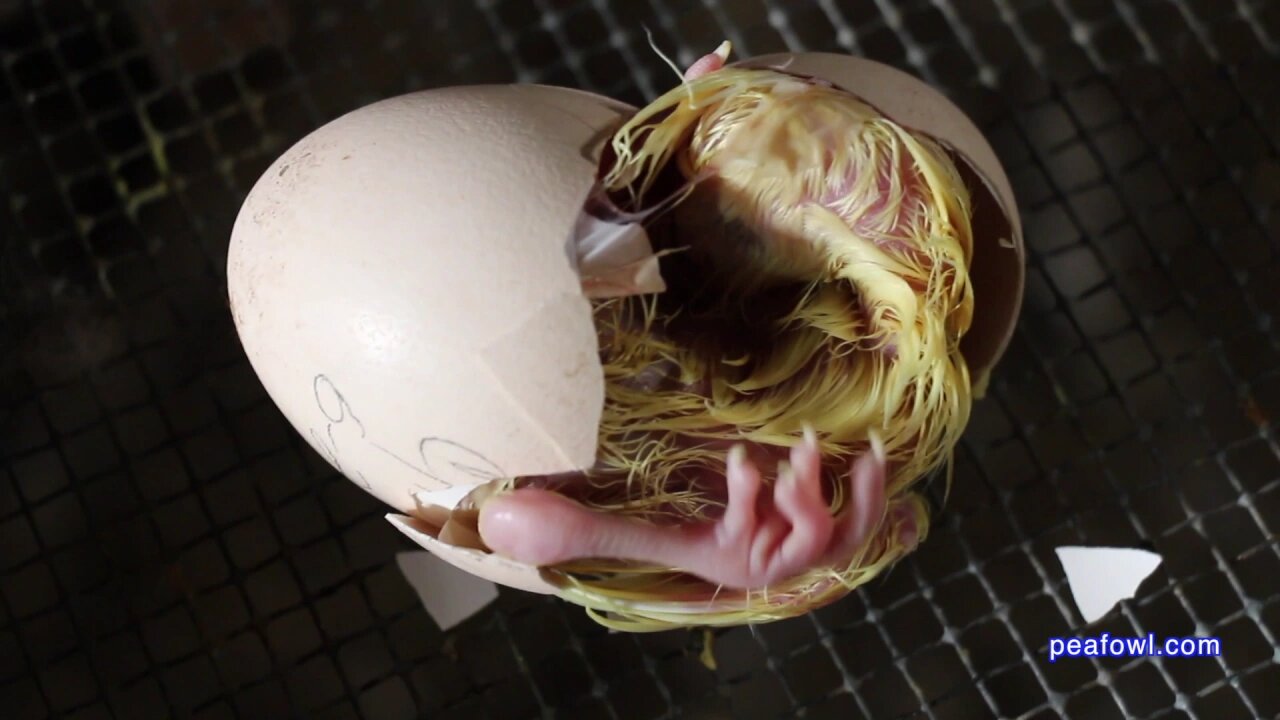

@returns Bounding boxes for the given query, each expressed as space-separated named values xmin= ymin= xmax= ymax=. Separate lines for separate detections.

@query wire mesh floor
xmin=2 ymin=0 xmax=1279 ymax=718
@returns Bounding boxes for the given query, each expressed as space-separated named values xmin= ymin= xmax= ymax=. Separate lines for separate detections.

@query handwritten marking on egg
xmin=308 ymin=373 xmax=500 ymax=492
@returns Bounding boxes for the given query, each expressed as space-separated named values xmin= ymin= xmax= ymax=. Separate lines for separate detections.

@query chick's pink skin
xmin=479 ymin=430 xmax=918 ymax=589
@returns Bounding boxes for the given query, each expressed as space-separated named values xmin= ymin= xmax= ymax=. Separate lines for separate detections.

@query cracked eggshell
xmin=387 ymin=513 xmax=561 ymax=595
xmin=738 ymin=53 xmax=1025 ymax=392
xmin=228 ymin=85 xmax=640 ymax=516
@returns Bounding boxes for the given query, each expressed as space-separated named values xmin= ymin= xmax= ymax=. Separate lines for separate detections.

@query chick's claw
xmin=682 ymin=40 xmax=732 ymax=81
xmin=822 ymin=441 xmax=890 ymax=566
xmin=477 ymin=431 xmax=892 ymax=590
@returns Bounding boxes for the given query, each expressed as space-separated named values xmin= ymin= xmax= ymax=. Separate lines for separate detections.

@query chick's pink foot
xmin=478 ymin=431 xmax=908 ymax=589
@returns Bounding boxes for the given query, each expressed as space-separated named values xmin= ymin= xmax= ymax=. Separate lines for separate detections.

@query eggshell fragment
xmin=387 ymin=513 xmax=560 ymax=595
xmin=737 ymin=53 xmax=1024 ymax=389
xmin=396 ymin=550 xmax=500 ymax=631
xmin=577 ymin=216 xmax=666 ymax=298
xmin=1056 ymin=546 xmax=1162 ymax=623
xmin=228 ymin=84 xmax=650 ymax=514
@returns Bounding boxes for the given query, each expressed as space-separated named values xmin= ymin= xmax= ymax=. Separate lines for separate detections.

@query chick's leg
xmin=478 ymin=431 xmax=913 ymax=589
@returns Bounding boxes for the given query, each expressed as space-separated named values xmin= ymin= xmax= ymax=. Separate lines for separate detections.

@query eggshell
xmin=386 ymin=513 xmax=560 ymax=595
xmin=737 ymin=53 xmax=1025 ymax=389
xmin=228 ymin=85 xmax=644 ymax=514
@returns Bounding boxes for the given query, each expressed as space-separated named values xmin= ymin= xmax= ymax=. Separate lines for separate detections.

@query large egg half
xmin=228 ymin=85 xmax=639 ymax=514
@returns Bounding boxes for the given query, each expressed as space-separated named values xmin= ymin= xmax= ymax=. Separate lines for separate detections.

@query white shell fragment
xmin=386 ymin=513 xmax=560 ymax=595
xmin=396 ymin=551 xmax=499 ymax=631
xmin=1056 ymin=546 xmax=1163 ymax=623
xmin=576 ymin=216 xmax=667 ymax=298
xmin=412 ymin=485 xmax=477 ymax=514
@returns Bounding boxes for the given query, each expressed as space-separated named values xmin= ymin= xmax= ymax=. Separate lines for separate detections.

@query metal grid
xmin=2 ymin=0 xmax=1278 ymax=717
